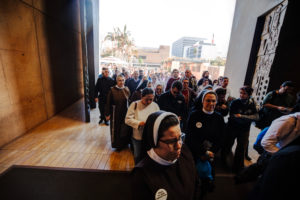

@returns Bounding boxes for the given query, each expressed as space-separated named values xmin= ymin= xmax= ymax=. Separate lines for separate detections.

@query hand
xmin=105 ymin=116 xmax=110 ymax=121
xmin=278 ymin=107 xmax=292 ymax=114
xmin=200 ymin=151 xmax=214 ymax=161
xmin=178 ymin=116 xmax=182 ymax=121
xmin=221 ymin=104 xmax=227 ymax=109
xmin=234 ymin=114 xmax=241 ymax=118
xmin=206 ymin=151 xmax=214 ymax=159
xmin=277 ymin=106 xmax=286 ymax=111
xmin=139 ymin=121 xmax=145 ymax=126
xmin=95 ymin=98 xmax=98 ymax=103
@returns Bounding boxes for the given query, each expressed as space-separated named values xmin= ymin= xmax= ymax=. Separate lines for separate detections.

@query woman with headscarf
xmin=185 ymin=90 xmax=225 ymax=195
xmin=105 ymin=75 xmax=130 ymax=150
xmin=125 ymin=88 xmax=160 ymax=164
xmin=131 ymin=111 xmax=200 ymax=200
xmin=191 ymin=85 xmax=213 ymax=112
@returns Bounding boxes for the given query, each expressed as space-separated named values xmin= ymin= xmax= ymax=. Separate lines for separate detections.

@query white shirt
xmin=261 ymin=112 xmax=300 ymax=153
xmin=125 ymin=100 xmax=160 ymax=140
xmin=224 ymin=87 xmax=232 ymax=100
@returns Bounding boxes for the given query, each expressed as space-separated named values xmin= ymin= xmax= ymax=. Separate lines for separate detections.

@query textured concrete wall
xmin=224 ymin=0 xmax=283 ymax=98
xmin=0 ymin=0 xmax=83 ymax=147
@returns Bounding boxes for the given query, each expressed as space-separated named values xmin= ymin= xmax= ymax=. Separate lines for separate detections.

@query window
xmin=139 ymin=56 xmax=147 ymax=59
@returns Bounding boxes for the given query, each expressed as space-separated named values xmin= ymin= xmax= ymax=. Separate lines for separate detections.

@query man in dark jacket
xmin=158 ymin=81 xmax=187 ymax=129
xmin=257 ymin=81 xmax=296 ymax=130
xmin=125 ymin=71 xmax=141 ymax=95
xmin=94 ymin=67 xmax=115 ymax=125
xmin=226 ymin=86 xmax=258 ymax=172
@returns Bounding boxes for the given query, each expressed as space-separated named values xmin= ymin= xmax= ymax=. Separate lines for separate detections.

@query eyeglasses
xmin=159 ymin=134 xmax=183 ymax=146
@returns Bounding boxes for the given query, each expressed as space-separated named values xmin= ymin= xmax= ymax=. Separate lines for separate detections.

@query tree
xmin=103 ymin=25 xmax=136 ymax=62
xmin=210 ymin=57 xmax=226 ymax=66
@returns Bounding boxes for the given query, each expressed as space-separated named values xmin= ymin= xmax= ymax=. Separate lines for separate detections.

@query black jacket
xmin=228 ymin=98 xmax=257 ymax=131
xmin=94 ymin=76 xmax=115 ymax=103
xmin=157 ymin=91 xmax=187 ymax=120
xmin=125 ymin=78 xmax=141 ymax=95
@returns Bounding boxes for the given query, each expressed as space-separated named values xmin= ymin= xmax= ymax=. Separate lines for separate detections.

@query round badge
xmin=155 ymin=188 xmax=168 ymax=200
xmin=196 ymin=122 xmax=202 ymax=128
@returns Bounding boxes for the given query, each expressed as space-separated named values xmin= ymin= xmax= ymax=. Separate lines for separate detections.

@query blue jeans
xmin=253 ymin=127 xmax=269 ymax=154
xmin=131 ymin=137 xmax=142 ymax=164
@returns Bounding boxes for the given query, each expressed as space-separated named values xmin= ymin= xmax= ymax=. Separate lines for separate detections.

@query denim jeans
xmin=131 ymin=137 xmax=142 ymax=164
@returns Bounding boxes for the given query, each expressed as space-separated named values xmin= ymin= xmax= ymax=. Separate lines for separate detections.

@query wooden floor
xmin=0 ymin=99 xmax=134 ymax=174
xmin=0 ymin=98 xmax=260 ymax=175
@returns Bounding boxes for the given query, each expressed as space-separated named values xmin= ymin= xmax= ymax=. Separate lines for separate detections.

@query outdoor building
xmin=162 ymin=57 xmax=224 ymax=80
xmin=171 ymin=37 xmax=206 ymax=58
xmin=132 ymin=45 xmax=170 ymax=69
xmin=185 ymin=41 xmax=217 ymax=60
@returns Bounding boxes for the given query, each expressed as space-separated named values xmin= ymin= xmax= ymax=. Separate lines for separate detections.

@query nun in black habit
xmin=131 ymin=111 xmax=201 ymax=200
xmin=185 ymin=90 xmax=225 ymax=196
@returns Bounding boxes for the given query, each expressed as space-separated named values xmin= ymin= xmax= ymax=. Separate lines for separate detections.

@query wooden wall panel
xmin=0 ymin=0 xmax=83 ymax=147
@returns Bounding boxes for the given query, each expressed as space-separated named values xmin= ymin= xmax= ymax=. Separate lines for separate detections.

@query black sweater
xmin=131 ymin=145 xmax=200 ymax=200
xmin=228 ymin=98 xmax=257 ymax=131
xmin=186 ymin=110 xmax=225 ymax=160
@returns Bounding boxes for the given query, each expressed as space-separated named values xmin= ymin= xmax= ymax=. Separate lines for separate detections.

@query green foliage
xmin=210 ymin=57 xmax=226 ymax=66
xmin=103 ymin=25 xmax=136 ymax=62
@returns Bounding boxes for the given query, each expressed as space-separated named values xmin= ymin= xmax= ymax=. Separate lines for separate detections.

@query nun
xmin=185 ymin=90 xmax=225 ymax=194
xmin=131 ymin=111 xmax=200 ymax=200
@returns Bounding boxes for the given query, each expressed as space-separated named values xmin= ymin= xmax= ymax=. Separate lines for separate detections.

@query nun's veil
xmin=140 ymin=111 xmax=178 ymax=159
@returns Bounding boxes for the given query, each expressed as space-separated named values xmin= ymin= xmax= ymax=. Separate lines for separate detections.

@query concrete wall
xmin=0 ymin=0 xmax=83 ymax=147
xmin=93 ymin=0 xmax=100 ymax=79
xmin=224 ymin=0 xmax=283 ymax=98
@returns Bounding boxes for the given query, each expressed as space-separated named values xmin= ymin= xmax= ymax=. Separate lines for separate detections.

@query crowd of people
xmin=94 ymin=66 xmax=300 ymax=199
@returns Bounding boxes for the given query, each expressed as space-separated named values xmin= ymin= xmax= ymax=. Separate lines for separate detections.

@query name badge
xmin=155 ymin=188 xmax=168 ymax=200
xmin=196 ymin=122 xmax=202 ymax=128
